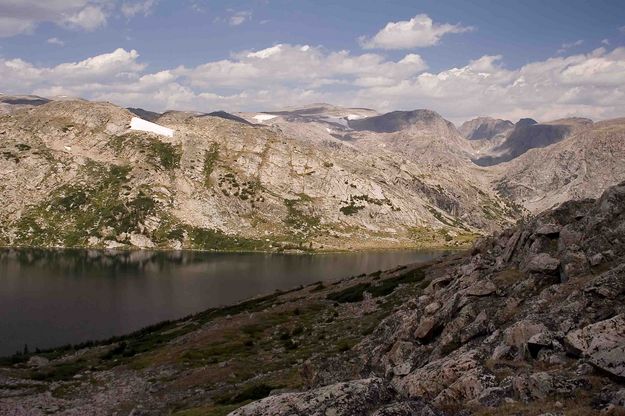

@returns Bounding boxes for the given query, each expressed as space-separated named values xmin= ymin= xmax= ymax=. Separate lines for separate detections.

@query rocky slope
xmin=473 ymin=117 xmax=593 ymax=166
xmin=0 ymin=98 xmax=521 ymax=252
xmin=495 ymin=118 xmax=625 ymax=213
xmin=233 ymin=179 xmax=625 ymax=415
xmin=459 ymin=116 xmax=514 ymax=141
xmin=2 ymin=181 xmax=625 ymax=415
xmin=1 ymin=95 xmax=624 ymax=251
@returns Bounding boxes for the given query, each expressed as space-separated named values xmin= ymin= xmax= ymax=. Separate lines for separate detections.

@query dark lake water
xmin=0 ymin=248 xmax=446 ymax=356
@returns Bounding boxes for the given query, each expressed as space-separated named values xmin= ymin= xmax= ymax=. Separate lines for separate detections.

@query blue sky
xmin=1 ymin=0 xmax=625 ymax=122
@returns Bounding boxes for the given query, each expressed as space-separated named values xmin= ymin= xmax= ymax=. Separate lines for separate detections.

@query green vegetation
xmin=339 ymin=194 xmax=398 ymax=215
xmin=426 ymin=206 xmax=469 ymax=230
xmin=339 ymin=203 xmax=365 ymax=216
xmin=284 ymin=197 xmax=320 ymax=237
xmin=216 ymin=384 xmax=276 ymax=405
xmin=110 ymin=133 xmax=182 ymax=170
xmin=151 ymin=140 xmax=182 ymax=170
xmin=12 ymin=163 xmax=160 ymax=247
xmin=203 ymin=143 xmax=220 ymax=185
xmin=327 ymin=267 xmax=426 ymax=303
xmin=186 ymin=226 xmax=269 ymax=251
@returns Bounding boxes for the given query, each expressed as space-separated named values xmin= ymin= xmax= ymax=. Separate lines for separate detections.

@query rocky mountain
xmin=494 ymin=117 xmax=625 ymax=213
xmin=3 ymin=180 xmax=625 ymax=415
xmin=473 ymin=117 xmax=593 ymax=166
xmin=0 ymin=94 xmax=50 ymax=115
xmin=0 ymin=98 xmax=520 ymax=252
xmin=459 ymin=116 xmax=514 ymax=141
xmin=1 ymin=94 xmax=625 ymax=252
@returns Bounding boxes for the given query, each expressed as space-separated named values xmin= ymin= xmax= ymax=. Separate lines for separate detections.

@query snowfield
xmin=130 ymin=117 xmax=174 ymax=138
xmin=253 ymin=114 xmax=278 ymax=122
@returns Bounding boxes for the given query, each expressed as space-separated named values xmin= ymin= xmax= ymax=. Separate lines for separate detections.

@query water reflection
xmin=0 ymin=248 xmax=447 ymax=355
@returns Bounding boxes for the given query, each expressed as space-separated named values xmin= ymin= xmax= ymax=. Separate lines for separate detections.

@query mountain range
xmin=1 ymin=94 xmax=624 ymax=251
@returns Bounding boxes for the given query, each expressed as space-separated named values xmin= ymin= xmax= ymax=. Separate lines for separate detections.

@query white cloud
xmin=557 ymin=39 xmax=583 ymax=54
xmin=0 ymin=16 xmax=35 ymax=37
xmin=47 ymin=37 xmax=65 ymax=46
xmin=62 ymin=5 xmax=107 ymax=30
xmin=602 ymin=39 xmax=610 ymax=45
xmin=0 ymin=0 xmax=111 ymax=36
xmin=183 ymin=44 xmax=428 ymax=88
xmin=121 ymin=0 xmax=157 ymax=18
xmin=229 ymin=10 xmax=252 ymax=26
xmin=1 ymin=45 xmax=625 ymax=124
xmin=360 ymin=14 xmax=474 ymax=49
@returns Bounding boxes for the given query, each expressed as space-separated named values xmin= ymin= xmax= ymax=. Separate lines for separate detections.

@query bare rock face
xmin=474 ymin=117 xmax=592 ymax=166
xmin=459 ymin=116 xmax=514 ymax=141
xmin=494 ymin=118 xmax=625 ymax=214
xmin=565 ymin=315 xmax=625 ymax=378
xmin=229 ymin=378 xmax=391 ymax=416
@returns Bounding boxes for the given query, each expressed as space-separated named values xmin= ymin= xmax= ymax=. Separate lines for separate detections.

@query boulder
xmin=527 ymin=332 xmax=556 ymax=358
xmin=414 ymin=317 xmax=440 ymax=341
xmin=26 ymin=355 xmax=49 ymax=368
xmin=565 ymin=315 xmax=625 ymax=378
xmin=523 ymin=253 xmax=560 ymax=274
xmin=503 ymin=321 xmax=548 ymax=349
xmin=228 ymin=378 xmax=390 ymax=416
xmin=371 ymin=400 xmax=443 ymax=416
xmin=557 ymin=226 xmax=583 ymax=252
xmin=129 ymin=233 xmax=155 ymax=248
xmin=465 ymin=280 xmax=497 ymax=297
xmin=560 ymin=251 xmax=589 ymax=280
xmin=535 ymin=224 xmax=560 ymax=237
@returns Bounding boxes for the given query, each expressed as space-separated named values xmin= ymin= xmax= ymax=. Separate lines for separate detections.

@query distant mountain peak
xmin=459 ymin=116 xmax=514 ymax=140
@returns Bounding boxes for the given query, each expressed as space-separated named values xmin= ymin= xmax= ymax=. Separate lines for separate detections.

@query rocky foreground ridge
xmin=2 ymin=182 xmax=625 ymax=415
xmin=232 ymin=180 xmax=625 ymax=415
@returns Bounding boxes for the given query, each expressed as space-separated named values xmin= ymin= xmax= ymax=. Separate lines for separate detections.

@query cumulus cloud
xmin=360 ymin=14 xmax=473 ymax=49
xmin=183 ymin=44 xmax=428 ymax=89
xmin=0 ymin=0 xmax=111 ymax=36
xmin=121 ymin=0 xmax=158 ymax=18
xmin=1 ymin=44 xmax=625 ymax=123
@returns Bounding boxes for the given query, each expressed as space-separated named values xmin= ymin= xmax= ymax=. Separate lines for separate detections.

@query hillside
xmin=2 ymin=180 xmax=625 ymax=415
xmin=494 ymin=118 xmax=625 ymax=213
xmin=473 ymin=117 xmax=593 ymax=166
xmin=459 ymin=116 xmax=514 ymax=141
xmin=0 ymin=99 xmax=518 ymax=252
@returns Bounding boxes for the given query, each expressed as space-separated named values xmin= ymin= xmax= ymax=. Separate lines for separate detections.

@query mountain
xmin=494 ymin=117 xmax=625 ymax=213
xmin=1 ymin=95 xmax=624 ymax=252
xmin=0 ymin=94 xmax=50 ymax=115
xmin=127 ymin=107 xmax=161 ymax=122
xmin=3 ymin=180 xmax=625 ymax=415
xmin=459 ymin=116 xmax=514 ymax=140
xmin=474 ymin=117 xmax=593 ymax=166
xmin=0 ymin=99 xmax=518 ymax=252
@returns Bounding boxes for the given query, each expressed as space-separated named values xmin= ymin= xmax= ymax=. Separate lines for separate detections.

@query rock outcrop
xmin=236 ymin=180 xmax=625 ymax=415
xmin=459 ymin=116 xmax=514 ymax=141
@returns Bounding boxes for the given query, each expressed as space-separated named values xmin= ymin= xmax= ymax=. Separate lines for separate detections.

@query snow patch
xmin=346 ymin=114 xmax=364 ymax=120
xmin=253 ymin=114 xmax=278 ymax=122
xmin=130 ymin=117 xmax=174 ymax=138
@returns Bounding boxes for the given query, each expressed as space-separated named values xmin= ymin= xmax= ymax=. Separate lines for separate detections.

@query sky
xmin=0 ymin=0 xmax=624 ymax=123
